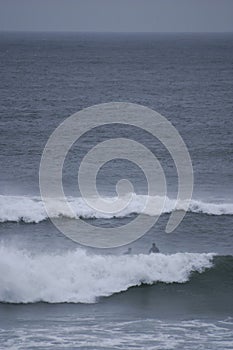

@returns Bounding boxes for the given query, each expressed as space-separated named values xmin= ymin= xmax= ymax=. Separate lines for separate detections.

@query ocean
xmin=0 ymin=32 xmax=233 ymax=349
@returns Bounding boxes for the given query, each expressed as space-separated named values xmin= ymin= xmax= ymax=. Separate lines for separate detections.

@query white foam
xmin=0 ymin=194 xmax=233 ymax=223
xmin=0 ymin=318 xmax=231 ymax=350
xmin=0 ymin=246 xmax=214 ymax=303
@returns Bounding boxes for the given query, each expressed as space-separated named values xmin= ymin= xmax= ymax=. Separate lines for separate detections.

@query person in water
xmin=149 ymin=243 xmax=159 ymax=254
xmin=124 ymin=247 xmax=132 ymax=255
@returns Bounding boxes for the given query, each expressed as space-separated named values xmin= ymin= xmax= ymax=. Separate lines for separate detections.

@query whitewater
xmin=0 ymin=194 xmax=233 ymax=223
xmin=0 ymin=246 xmax=214 ymax=303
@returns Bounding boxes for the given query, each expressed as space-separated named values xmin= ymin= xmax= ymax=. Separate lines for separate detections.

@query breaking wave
xmin=0 ymin=194 xmax=233 ymax=223
xmin=0 ymin=246 xmax=215 ymax=304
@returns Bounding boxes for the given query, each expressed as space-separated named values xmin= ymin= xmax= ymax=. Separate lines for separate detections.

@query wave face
xmin=0 ymin=246 xmax=214 ymax=303
xmin=0 ymin=195 xmax=233 ymax=223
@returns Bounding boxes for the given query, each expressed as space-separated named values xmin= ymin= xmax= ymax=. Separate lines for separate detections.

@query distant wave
xmin=0 ymin=194 xmax=233 ymax=223
xmin=0 ymin=246 xmax=215 ymax=303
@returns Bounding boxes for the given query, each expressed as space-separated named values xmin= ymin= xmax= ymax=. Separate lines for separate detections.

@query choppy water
xmin=0 ymin=32 xmax=233 ymax=349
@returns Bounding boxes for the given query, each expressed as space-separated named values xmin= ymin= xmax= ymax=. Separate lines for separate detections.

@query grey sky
xmin=0 ymin=0 xmax=233 ymax=32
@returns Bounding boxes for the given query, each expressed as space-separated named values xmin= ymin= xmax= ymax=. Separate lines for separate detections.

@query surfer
xmin=124 ymin=247 xmax=132 ymax=255
xmin=149 ymin=242 xmax=159 ymax=254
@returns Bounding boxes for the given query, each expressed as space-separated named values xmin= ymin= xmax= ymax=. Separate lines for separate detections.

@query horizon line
xmin=0 ymin=30 xmax=233 ymax=34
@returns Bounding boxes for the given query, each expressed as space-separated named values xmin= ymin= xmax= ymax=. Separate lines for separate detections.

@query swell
xmin=0 ymin=194 xmax=233 ymax=223
xmin=0 ymin=246 xmax=222 ymax=304
xmin=109 ymin=255 xmax=233 ymax=316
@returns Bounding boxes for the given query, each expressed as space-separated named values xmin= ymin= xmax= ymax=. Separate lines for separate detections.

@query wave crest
xmin=0 ymin=246 xmax=214 ymax=303
xmin=0 ymin=194 xmax=233 ymax=223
